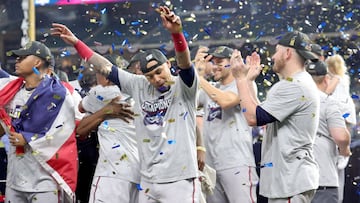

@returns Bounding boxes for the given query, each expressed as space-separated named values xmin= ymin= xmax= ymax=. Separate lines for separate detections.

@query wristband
xmin=196 ymin=146 xmax=206 ymax=152
xmin=171 ymin=33 xmax=187 ymax=52
xmin=74 ymin=40 xmax=93 ymax=60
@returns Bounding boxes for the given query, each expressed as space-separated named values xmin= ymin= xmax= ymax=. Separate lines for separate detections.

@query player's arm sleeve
xmin=178 ymin=65 xmax=195 ymax=87
xmin=256 ymin=106 xmax=278 ymax=126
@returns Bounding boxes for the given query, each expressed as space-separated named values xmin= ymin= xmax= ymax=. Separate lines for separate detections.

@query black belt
xmin=317 ymin=186 xmax=337 ymax=190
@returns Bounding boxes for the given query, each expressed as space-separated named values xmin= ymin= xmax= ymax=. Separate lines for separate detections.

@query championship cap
xmin=306 ymin=60 xmax=328 ymax=76
xmin=9 ymin=41 xmax=52 ymax=64
xmin=278 ymin=31 xmax=318 ymax=61
xmin=209 ymin=46 xmax=233 ymax=58
xmin=311 ymin=44 xmax=324 ymax=57
xmin=127 ymin=51 xmax=146 ymax=69
xmin=140 ymin=49 xmax=167 ymax=74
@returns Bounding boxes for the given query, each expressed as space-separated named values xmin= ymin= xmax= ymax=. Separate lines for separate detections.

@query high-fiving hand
xmin=230 ymin=49 xmax=262 ymax=81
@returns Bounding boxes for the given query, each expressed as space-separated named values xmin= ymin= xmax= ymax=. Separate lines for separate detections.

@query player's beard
xmin=272 ymin=57 xmax=285 ymax=74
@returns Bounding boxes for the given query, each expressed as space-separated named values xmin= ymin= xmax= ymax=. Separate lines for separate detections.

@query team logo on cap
xmin=24 ymin=42 xmax=33 ymax=50
xmin=214 ymin=46 xmax=226 ymax=54
xmin=146 ymin=54 xmax=154 ymax=62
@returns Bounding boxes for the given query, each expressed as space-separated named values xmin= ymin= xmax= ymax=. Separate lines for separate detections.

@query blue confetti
xmin=183 ymin=112 xmax=188 ymax=120
xmin=287 ymin=25 xmax=293 ymax=32
xmin=342 ymin=113 xmax=350 ymax=119
xmin=111 ymin=43 xmax=115 ymax=52
xmin=183 ymin=30 xmax=189 ymax=38
xmin=119 ymin=48 xmax=124 ymax=55
xmin=204 ymin=27 xmax=212 ymax=36
xmin=136 ymin=184 xmax=143 ymax=191
xmin=112 ymin=144 xmax=120 ymax=149
xmin=260 ymin=162 xmax=273 ymax=168
xmin=318 ymin=22 xmax=327 ymax=29
xmin=160 ymin=152 xmax=164 ymax=155
xmin=97 ymin=95 xmax=104 ymax=101
xmin=55 ymin=124 xmax=63 ymax=128
xmin=77 ymin=73 xmax=83 ymax=81
xmin=103 ymin=121 xmax=109 ymax=129
xmin=351 ymin=95 xmax=359 ymax=100
xmin=242 ymin=108 xmax=247 ymax=113
xmin=273 ymin=13 xmax=281 ymax=19
xmin=221 ymin=14 xmax=230 ymax=20
xmin=121 ymin=39 xmax=129 ymax=46
xmin=114 ymin=30 xmax=122 ymax=36
xmin=131 ymin=21 xmax=140 ymax=26
xmin=32 ymin=67 xmax=40 ymax=75
xmin=344 ymin=12 xmax=353 ymax=20
xmin=168 ymin=140 xmax=176 ymax=144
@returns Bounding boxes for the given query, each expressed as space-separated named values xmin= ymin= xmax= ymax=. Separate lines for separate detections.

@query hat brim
xmin=210 ymin=53 xmax=229 ymax=58
xmin=10 ymin=49 xmax=32 ymax=57
xmin=297 ymin=50 xmax=318 ymax=61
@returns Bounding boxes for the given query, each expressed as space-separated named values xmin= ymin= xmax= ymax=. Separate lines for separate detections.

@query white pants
xmin=5 ymin=187 xmax=62 ymax=203
xmin=268 ymin=190 xmax=316 ymax=203
xmin=89 ymin=176 xmax=138 ymax=203
xmin=138 ymin=178 xmax=200 ymax=203
xmin=206 ymin=166 xmax=258 ymax=203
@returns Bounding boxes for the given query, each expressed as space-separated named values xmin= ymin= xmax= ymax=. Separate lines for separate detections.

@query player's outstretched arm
xmin=158 ymin=6 xmax=191 ymax=69
xmin=51 ymin=23 xmax=113 ymax=76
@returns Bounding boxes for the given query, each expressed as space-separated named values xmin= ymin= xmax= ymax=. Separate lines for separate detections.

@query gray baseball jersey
xmin=81 ymin=85 xmax=140 ymax=183
xmin=198 ymin=80 xmax=256 ymax=170
xmin=313 ymin=91 xmax=346 ymax=187
xmin=113 ymin=68 xmax=199 ymax=183
xmin=259 ymin=71 xmax=320 ymax=198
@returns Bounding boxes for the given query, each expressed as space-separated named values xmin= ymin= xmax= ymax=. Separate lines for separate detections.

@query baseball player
xmin=78 ymin=67 xmax=140 ymax=202
xmin=231 ymin=31 xmax=320 ymax=203
xmin=305 ymin=60 xmax=351 ymax=203
xmin=51 ymin=5 xmax=200 ymax=203
xmin=0 ymin=41 xmax=78 ymax=203
xmin=196 ymin=45 xmax=258 ymax=203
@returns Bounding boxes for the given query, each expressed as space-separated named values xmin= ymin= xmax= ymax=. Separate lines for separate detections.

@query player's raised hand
xmin=194 ymin=46 xmax=212 ymax=78
xmin=245 ymin=52 xmax=262 ymax=81
xmin=157 ymin=6 xmax=182 ymax=33
xmin=230 ymin=49 xmax=248 ymax=79
xmin=50 ymin=23 xmax=79 ymax=46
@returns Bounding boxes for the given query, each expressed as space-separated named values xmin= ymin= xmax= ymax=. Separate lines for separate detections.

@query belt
xmin=317 ymin=186 xmax=337 ymax=190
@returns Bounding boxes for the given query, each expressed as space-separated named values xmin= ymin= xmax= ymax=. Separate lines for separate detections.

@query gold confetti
xmin=143 ymin=139 xmax=151 ymax=143
xmin=168 ymin=118 xmax=175 ymax=123
xmin=45 ymin=134 xmax=54 ymax=140
xmin=120 ymin=154 xmax=128 ymax=161
xmin=31 ymin=134 xmax=38 ymax=141
xmin=165 ymin=80 xmax=175 ymax=85
xmin=285 ymin=77 xmax=293 ymax=82
xmin=53 ymin=94 xmax=61 ymax=100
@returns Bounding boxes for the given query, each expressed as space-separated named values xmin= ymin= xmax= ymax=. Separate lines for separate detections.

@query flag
xmin=0 ymin=76 xmax=78 ymax=202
